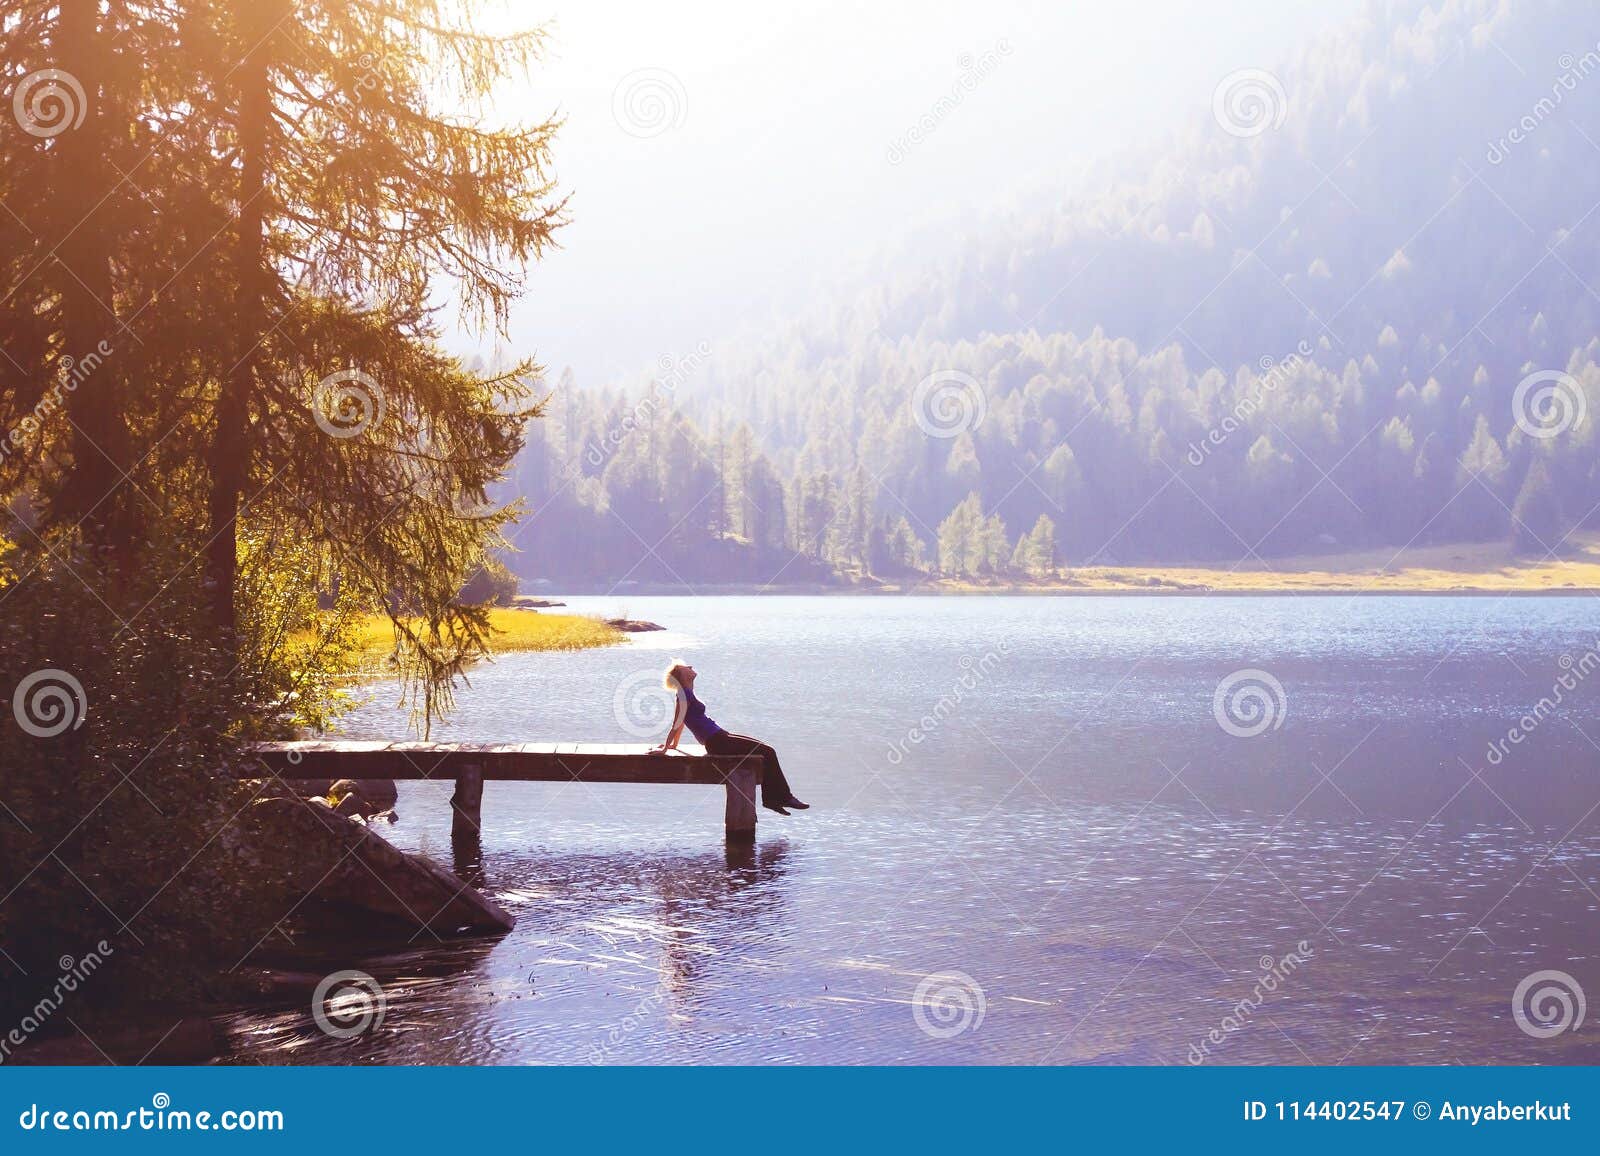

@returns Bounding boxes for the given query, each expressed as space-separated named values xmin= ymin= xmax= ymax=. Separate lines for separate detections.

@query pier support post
xmin=724 ymin=764 xmax=758 ymax=843
xmin=451 ymin=762 xmax=484 ymax=842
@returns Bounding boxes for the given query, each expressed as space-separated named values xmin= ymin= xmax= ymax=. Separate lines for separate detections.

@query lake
xmin=219 ymin=595 xmax=1600 ymax=1064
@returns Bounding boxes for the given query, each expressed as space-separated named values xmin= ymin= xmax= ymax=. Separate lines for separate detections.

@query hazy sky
xmin=472 ymin=0 xmax=1368 ymax=384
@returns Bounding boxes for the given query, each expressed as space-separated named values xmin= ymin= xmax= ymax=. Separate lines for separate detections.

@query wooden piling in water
xmin=450 ymin=762 xmax=483 ymax=841
xmin=725 ymin=764 xmax=758 ymax=842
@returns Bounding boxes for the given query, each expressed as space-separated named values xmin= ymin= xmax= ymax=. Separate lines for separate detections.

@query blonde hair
xmin=664 ymin=660 xmax=690 ymax=691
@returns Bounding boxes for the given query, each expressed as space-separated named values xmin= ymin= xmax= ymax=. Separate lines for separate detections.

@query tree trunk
xmin=54 ymin=0 xmax=131 ymax=552
xmin=208 ymin=9 xmax=274 ymax=637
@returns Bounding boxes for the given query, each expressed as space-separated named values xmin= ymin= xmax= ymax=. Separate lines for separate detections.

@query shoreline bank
xmin=328 ymin=608 xmax=626 ymax=671
xmin=527 ymin=537 xmax=1600 ymax=597
xmin=538 ymin=582 xmax=1600 ymax=597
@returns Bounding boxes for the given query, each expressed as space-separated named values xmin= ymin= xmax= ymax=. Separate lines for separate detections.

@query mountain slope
xmin=509 ymin=0 xmax=1600 ymax=581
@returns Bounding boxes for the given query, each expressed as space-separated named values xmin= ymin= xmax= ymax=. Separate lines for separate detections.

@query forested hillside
xmin=506 ymin=0 xmax=1600 ymax=585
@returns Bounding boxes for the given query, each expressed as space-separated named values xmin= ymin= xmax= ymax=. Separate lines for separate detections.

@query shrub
xmin=0 ymin=536 xmax=296 ymax=1025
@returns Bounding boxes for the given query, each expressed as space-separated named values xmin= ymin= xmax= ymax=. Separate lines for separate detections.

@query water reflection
xmin=451 ymin=826 xmax=484 ymax=888
xmin=217 ymin=597 xmax=1600 ymax=1065
xmin=225 ymin=838 xmax=797 ymax=1065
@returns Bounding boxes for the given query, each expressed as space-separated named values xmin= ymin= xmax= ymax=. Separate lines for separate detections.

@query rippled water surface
xmin=220 ymin=596 xmax=1600 ymax=1064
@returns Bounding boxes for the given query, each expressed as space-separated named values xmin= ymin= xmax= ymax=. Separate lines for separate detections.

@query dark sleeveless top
xmin=681 ymin=687 xmax=725 ymax=744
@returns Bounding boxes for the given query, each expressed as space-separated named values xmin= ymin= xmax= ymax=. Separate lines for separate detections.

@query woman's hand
xmin=654 ymin=720 xmax=686 ymax=754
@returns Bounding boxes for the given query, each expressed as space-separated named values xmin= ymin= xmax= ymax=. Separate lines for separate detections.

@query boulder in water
xmin=326 ymin=777 xmax=399 ymax=817
xmin=605 ymin=617 xmax=664 ymax=632
xmin=243 ymin=796 xmax=512 ymax=938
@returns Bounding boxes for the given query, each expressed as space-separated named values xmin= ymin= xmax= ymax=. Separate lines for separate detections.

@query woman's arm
xmin=655 ymin=689 xmax=688 ymax=752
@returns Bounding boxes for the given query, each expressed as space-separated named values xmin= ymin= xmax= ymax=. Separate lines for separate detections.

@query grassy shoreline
xmin=917 ymin=535 xmax=1600 ymax=595
xmin=545 ymin=536 xmax=1600 ymax=596
xmin=338 ymin=609 xmax=625 ymax=668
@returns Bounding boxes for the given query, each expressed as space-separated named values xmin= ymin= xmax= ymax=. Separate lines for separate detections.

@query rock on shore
xmin=274 ymin=777 xmax=399 ymax=812
xmin=325 ymin=777 xmax=398 ymax=818
xmin=241 ymin=796 xmax=512 ymax=938
xmin=605 ymin=617 xmax=664 ymax=632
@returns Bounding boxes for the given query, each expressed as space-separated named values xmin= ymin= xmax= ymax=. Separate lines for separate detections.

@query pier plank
xmin=241 ymin=741 xmax=750 ymax=786
xmin=241 ymin=741 xmax=762 ymax=840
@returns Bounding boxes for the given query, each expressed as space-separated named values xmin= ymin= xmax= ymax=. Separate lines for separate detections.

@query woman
xmin=654 ymin=661 xmax=809 ymax=815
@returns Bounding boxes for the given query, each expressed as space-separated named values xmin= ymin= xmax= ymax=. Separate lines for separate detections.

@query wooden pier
xmin=241 ymin=741 xmax=763 ymax=841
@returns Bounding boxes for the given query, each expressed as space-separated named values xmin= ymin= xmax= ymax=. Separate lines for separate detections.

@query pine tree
xmin=979 ymin=512 xmax=1010 ymax=575
xmin=1510 ymin=459 xmax=1563 ymax=555
xmin=1017 ymin=513 xmax=1058 ymax=577
xmin=1455 ymin=413 xmax=1510 ymax=540
xmin=1 ymin=0 xmax=173 ymax=553
xmin=725 ymin=424 xmax=755 ymax=539
xmin=1008 ymin=533 xmax=1032 ymax=576
xmin=748 ymin=453 xmax=787 ymax=552
xmin=5 ymin=1 xmax=568 ymax=723
xmin=878 ymin=516 xmax=927 ymax=573
xmin=1412 ymin=432 xmax=1457 ymax=544
xmin=847 ymin=465 xmax=874 ymax=568
xmin=937 ymin=493 xmax=984 ymax=577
